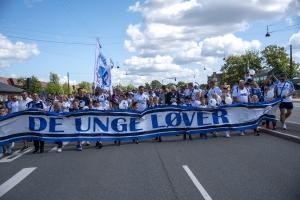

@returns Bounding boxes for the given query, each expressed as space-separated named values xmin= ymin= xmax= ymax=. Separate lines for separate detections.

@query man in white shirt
xmin=232 ymin=80 xmax=250 ymax=103
xmin=18 ymin=92 xmax=32 ymax=111
xmin=275 ymin=74 xmax=295 ymax=130
xmin=8 ymin=95 xmax=19 ymax=113
xmin=207 ymin=80 xmax=222 ymax=102
xmin=232 ymin=80 xmax=250 ymax=136
xmin=134 ymin=86 xmax=149 ymax=112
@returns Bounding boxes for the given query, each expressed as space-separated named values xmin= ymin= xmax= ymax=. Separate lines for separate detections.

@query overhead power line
xmin=3 ymin=34 xmax=95 ymax=46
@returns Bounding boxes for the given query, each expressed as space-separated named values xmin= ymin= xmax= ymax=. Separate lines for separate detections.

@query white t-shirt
xmin=207 ymin=86 xmax=222 ymax=101
xmin=10 ymin=101 xmax=19 ymax=113
xmin=275 ymin=81 xmax=295 ymax=102
xmin=192 ymin=100 xmax=201 ymax=107
xmin=119 ymin=100 xmax=129 ymax=109
xmin=62 ymin=101 xmax=71 ymax=112
xmin=134 ymin=93 xmax=149 ymax=112
xmin=232 ymin=87 xmax=250 ymax=103
xmin=18 ymin=98 xmax=32 ymax=111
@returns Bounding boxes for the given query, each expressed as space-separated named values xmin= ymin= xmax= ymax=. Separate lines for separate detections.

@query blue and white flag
xmin=94 ymin=40 xmax=111 ymax=90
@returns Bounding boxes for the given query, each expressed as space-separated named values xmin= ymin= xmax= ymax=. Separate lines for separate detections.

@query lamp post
xmin=265 ymin=25 xmax=293 ymax=77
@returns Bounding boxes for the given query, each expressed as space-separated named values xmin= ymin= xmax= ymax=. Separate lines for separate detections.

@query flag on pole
xmin=94 ymin=39 xmax=112 ymax=91
xmin=109 ymin=58 xmax=114 ymax=69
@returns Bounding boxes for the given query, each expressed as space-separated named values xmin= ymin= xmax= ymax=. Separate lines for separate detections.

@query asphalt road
xmin=0 ymin=132 xmax=299 ymax=200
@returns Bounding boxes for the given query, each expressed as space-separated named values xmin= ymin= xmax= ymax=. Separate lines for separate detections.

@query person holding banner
xmin=232 ymin=80 xmax=250 ymax=136
xmin=263 ymin=77 xmax=277 ymax=130
xmin=75 ymin=88 xmax=91 ymax=110
xmin=134 ymin=86 xmax=149 ymax=112
xmin=27 ymin=93 xmax=47 ymax=153
xmin=275 ymin=74 xmax=295 ymax=130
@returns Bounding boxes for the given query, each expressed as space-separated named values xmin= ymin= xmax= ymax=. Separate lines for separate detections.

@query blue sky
xmin=0 ymin=0 xmax=300 ymax=85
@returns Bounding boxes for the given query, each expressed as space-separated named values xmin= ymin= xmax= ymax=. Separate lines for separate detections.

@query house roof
xmin=0 ymin=82 xmax=24 ymax=94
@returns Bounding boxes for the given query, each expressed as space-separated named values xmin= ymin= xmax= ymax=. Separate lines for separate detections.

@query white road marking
xmin=49 ymin=141 xmax=69 ymax=152
xmin=0 ymin=148 xmax=32 ymax=163
xmin=0 ymin=167 xmax=37 ymax=198
xmin=182 ymin=165 xmax=213 ymax=200
xmin=287 ymin=121 xmax=300 ymax=126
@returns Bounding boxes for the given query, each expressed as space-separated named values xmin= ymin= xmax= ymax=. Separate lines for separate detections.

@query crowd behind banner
xmin=0 ymin=73 xmax=295 ymax=156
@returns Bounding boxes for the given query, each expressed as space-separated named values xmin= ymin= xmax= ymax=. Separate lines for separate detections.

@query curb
xmin=259 ymin=127 xmax=300 ymax=144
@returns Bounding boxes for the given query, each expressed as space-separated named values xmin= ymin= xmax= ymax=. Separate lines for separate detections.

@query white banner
xmin=0 ymin=100 xmax=280 ymax=145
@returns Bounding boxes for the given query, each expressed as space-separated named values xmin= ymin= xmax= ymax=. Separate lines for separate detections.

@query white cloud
xmin=293 ymin=51 xmax=300 ymax=63
xmin=200 ymin=34 xmax=261 ymax=57
xmin=0 ymin=33 xmax=40 ymax=67
xmin=59 ymin=75 xmax=77 ymax=85
xmin=122 ymin=0 xmax=299 ymax=84
xmin=289 ymin=30 xmax=300 ymax=48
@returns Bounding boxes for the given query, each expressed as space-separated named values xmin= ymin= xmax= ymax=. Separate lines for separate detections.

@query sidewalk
xmin=293 ymin=98 xmax=300 ymax=103
xmin=259 ymin=122 xmax=300 ymax=143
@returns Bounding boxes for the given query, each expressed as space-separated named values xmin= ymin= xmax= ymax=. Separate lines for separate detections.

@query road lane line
xmin=287 ymin=121 xmax=300 ymax=126
xmin=182 ymin=165 xmax=213 ymax=200
xmin=49 ymin=142 xmax=69 ymax=152
xmin=0 ymin=148 xmax=32 ymax=163
xmin=0 ymin=167 xmax=37 ymax=198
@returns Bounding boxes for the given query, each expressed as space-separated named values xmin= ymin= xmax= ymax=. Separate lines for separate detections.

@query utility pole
xmin=290 ymin=44 xmax=293 ymax=78
xmin=67 ymin=72 xmax=70 ymax=95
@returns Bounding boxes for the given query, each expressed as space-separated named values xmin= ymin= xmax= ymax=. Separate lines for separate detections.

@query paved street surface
xmin=0 ymin=132 xmax=299 ymax=200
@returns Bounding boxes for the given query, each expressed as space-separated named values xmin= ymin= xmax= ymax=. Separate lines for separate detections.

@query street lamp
xmin=265 ymin=25 xmax=271 ymax=37
xmin=162 ymin=77 xmax=176 ymax=84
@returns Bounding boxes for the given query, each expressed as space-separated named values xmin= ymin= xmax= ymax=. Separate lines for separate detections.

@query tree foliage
xmin=150 ymin=80 xmax=161 ymax=89
xmin=221 ymin=50 xmax=263 ymax=85
xmin=78 ymin=81 xmax=92 ymax=93
xmin=261 ymin=45 xmax=299 ymax=78
xmin=17 ymin=76 xmax=42 ymax=94
xmin=47 ymin=72 xmax=62 ymax=94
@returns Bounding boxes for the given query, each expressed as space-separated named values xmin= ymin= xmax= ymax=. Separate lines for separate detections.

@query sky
xmin=0 ymin=0 xmax=300 ymax=86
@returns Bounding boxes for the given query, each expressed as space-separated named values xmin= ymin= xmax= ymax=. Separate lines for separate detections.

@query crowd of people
xmin=0 ymin=73 xmax=295 ymax=156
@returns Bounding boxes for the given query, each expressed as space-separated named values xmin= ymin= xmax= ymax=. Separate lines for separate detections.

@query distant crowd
xmin=0 ymin=73 xmax=295 ymax=156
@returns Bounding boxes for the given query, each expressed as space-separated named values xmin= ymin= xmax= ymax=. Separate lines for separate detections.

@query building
xmin=207 ymin=72 xmax=223 ymax=84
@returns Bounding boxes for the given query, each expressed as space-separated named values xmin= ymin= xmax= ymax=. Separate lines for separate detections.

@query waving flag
xmin=94 ymin=39 xmax=111 ymax=90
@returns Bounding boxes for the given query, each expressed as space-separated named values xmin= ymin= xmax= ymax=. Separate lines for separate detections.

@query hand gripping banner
xmin=0 ymin=99 xmax=280 ymax=145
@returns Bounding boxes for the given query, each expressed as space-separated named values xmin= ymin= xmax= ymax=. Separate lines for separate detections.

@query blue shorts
xmin=279 ymin=102 xmax=293 ymax=110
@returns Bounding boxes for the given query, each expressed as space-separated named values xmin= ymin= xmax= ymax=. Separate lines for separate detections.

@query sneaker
xmin=225 ymin=131 xmax=230 ymax=138
xmin=96 ymin=141 xmax=103 ymax=149
xmin=282 ymin=123 xmax=287 ymax=130
xmin=57 ymin=148 xmax=62 ymax=153
xmin=32 ymin=149 xmax=39 ymax=154
xmin=20 ymin=146 xmax=29 ymax=152
xmin=86 ymin=141 xmax=91 ymax=146
xmin=76 ymin=144 xmax=82 ymax=151
xmin=158 ymin=136 xmax=162 ymax=142
xmin=211 ymin=132 xmax=218 ymax=137
xmin=240 ymin=131 xmax=245 ymax=136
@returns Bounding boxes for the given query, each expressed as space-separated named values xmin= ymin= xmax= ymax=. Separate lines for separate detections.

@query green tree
xmin=150 ymin=80 xmax=161 ymax=89
xmin=177 ymin=81 xmax=186 ymax=89
xmin=126 ymin=84 xmax=135 ymax=91
xmin=31 ymin=76 xmax=42 ymax=94
xmin=49 ymin=72 xmax=60 ymax=84
xmin=78 ymin=81 xmax=92 ymax=93
xmin=62 ymin=82 xmax=73 ymax=94
xmin=46 ymin=72 xmax=62 ymax=94
xmin=221 ymin=50 xmax=263 ymax=85
xmin=261 ymin=45 xmax=299 ymax=78
xmin=17 ymin=76 xmax=42 ymax=94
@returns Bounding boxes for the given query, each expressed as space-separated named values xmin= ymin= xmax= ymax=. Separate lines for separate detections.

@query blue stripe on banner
xmin=0 ymin=98 xmax=282 ymax=122
xmin=0 ymin=114 xmax=276 ymax=145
